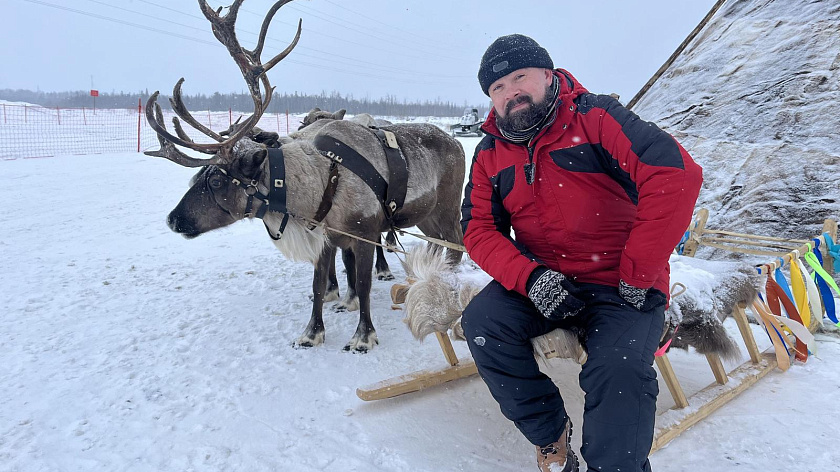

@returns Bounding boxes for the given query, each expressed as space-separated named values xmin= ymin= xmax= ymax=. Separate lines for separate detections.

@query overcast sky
xmin=4 ymin=0 xmax=717 ymax=106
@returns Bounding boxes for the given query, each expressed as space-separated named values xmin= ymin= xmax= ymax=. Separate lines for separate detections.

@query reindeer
xmin=298 ymin=108 xmax=392 ymax=130
xmin=292 ymin=108 xmax=398 ymax=306
xmin=145 ymin=0 xmax=464 ymax=352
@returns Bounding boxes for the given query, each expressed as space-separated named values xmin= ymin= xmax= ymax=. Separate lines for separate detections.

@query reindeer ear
xmin=334 ymin=109 xmax=346 ymax=120
xmin=238 ymin=148 xmax=268 ymax=177
xmin=312 ymin=107 xmax=321 ymax=112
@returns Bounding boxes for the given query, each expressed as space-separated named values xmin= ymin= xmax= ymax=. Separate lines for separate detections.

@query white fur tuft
xmin=401 ymin=246 xmax=478 ymax=341
xmin=266 ymin=216 xmax=327 ymax=264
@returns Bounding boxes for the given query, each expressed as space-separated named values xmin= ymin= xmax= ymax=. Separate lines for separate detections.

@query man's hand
xmin=619 ymin=280 xmax=666 ymax=311
xmin=526 ymin=267 xmax=585 ymax=320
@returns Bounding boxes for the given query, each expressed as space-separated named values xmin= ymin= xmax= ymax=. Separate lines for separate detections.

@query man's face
xmin=488 ymin=67 xmax=554 ymax=131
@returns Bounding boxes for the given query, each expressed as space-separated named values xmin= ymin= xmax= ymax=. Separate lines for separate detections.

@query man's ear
xmin=544 ymin=68 xmax=553 ymax=86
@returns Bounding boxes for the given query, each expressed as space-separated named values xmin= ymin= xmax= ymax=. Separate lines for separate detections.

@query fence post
xmin=276 ymin=111 xmax=280 ymax=134
xmin=286 ymin=110 xmax=289 ymax=135
xmin=3 ymin=104 xmax=6 ymax=124
xmin=82 ymin=107 xmax=87 ymax=126
xmin=137 ymin=98 xmax=142 ymax=153
xmin=229 ymin=107 xmax=232 ymax=127
xmin=24 ymin=105 xmax=27 ymax=123
xmin=207 ymin=110 xmax=212 ymax=130
xmin=56 ymin=107 xmax=61 ymax=125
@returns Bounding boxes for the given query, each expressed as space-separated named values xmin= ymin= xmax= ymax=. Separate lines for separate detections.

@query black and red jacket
xmin=461 ymin=69 xmax=703 ymax=298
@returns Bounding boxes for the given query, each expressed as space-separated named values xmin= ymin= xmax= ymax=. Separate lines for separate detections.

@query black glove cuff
xmin=526 ymin=266 xmax=549 ymax=293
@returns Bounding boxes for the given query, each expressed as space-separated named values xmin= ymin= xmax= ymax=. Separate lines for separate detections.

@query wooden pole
xmin=654 ymin=354 xmax=688 ymax=409
xmin=705 ymin=353 xmax=728 ymax=385
xmin=626 ymin=0 xmax=728 ymax=109
xmin=699 ymin=229 xmax=809 ymax=244
xmin=137 ymin=99 xmax=142 ymax=153
xmin=681 ymin=208 xmax=708 ymax=257
xmin=699 ymin=235 xmax=802 ymax=251
xmin=732 ymin=303 xmax=762 ymax=364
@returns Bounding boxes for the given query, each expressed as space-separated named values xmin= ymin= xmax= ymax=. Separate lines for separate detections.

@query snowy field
xmin=1 ymin=133 xmax=839 ymax=471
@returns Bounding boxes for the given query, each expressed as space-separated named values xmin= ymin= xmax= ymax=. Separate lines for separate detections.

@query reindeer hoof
xmin=376 ymin=270 xmax=395 ymax=281
xmin=309 ymin=289 xmax=340 ymax=303
xmin=294 ymin=331 xmax=325 ymax=349
xmin=342 ymin=332 xmax=379 ymax=353
xmin=334 ymin=297 xmax=360 ymax=312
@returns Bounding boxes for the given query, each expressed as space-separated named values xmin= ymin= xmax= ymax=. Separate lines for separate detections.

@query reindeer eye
xmin=208 ymin=175 xmax=224 ymax=189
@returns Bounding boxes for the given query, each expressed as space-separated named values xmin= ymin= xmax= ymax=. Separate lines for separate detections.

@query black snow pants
xmin=461 ymin=280 xmax=665 ymax=472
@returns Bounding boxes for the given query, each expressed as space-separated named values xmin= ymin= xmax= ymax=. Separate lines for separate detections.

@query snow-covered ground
xmin=1 ymin=132 xmax=838 ymax=471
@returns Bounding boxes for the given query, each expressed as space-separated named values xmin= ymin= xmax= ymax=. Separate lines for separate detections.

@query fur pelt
xmin=401 ymin=245 xmax=480 ymax=341
xmin=401 ymin=248 xmax=765 ymax=363
xmin=664 ymin=256 xmax=764 ymax=362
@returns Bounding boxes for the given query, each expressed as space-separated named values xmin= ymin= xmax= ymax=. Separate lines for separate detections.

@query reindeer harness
xmin=231 ymin=127 xmax=409 ymax=243
xmin=312 ymin=128 xmax=408 ymax=227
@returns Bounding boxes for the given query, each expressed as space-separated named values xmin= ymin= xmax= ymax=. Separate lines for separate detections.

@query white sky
xmin=4 ymin=0 xmax=717 ymax=106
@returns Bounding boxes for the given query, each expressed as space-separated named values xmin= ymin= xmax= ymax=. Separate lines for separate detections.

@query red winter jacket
xmin=461 ymin=69 xmax=703 ymax=298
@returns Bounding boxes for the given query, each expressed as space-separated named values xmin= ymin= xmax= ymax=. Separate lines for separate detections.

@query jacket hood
xmin=481 ymin=68 xmax=589 ymax=139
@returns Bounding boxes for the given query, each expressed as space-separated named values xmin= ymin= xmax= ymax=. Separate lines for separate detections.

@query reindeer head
xmin=144 ymin=0 xmax=301 ymax=238
xmin=298 ymin=108 xmax=346 ymax=130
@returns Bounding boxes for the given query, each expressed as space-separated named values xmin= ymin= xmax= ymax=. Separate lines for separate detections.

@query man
xmin=460 ymin=34 xmax=703 ymax=472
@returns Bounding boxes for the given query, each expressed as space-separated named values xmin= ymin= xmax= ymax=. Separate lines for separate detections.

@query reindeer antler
xmin=145 ymin=0 xmax=302 ymax=167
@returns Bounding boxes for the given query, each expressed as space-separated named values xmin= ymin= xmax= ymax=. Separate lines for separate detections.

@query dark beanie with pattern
xmin=478 ymin=34 xmax=554 ymax=96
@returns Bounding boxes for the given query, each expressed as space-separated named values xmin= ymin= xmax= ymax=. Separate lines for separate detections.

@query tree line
xmin=0 ymin=89 xmax=487 ymax=117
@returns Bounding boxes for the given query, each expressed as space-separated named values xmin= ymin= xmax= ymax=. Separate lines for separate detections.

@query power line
xmin=82 ymin=0 xmax=469 ymax=79
xmin=261 ymin=2 xmax=464 ymax=62
xmin=21 ymin=0 xmax=473 ymax=87
xmin=320 ymin=0 xmax=457 ymax=51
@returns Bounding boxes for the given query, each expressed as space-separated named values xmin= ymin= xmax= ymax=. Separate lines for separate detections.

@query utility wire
xmin=259 ymin=2 xmax=464 ymax=62
xmin=320 ymin=0 xmax=457 ymax=51
xmin=82 ymin=0 xmax=469 ymax=79
xmin=22 ymin=0 xmax=473 ymax=88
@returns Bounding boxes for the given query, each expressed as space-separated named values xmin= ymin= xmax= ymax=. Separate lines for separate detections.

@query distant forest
xmin=0 ymin=89 xmax=487 ymax=117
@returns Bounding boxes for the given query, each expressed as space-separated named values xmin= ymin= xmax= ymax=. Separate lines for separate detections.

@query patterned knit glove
xmin=526 ymin=267 xmax=585 ymax=320
xmin=619 ymin=280 xmax=666 ymax=311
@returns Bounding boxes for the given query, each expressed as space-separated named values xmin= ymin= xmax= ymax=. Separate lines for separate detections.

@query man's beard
xmin=496 ymin=84 xmax=555 ymax=133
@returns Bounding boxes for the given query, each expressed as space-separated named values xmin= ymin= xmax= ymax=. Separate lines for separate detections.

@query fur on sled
xmin=663 ymin=256 xmax=764 ymax=362
xmin=400 ymin=247 xmax=763 ymax=363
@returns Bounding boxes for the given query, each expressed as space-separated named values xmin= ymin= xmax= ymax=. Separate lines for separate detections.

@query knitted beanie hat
xmin=478 ymin=34 xmax=554 ymax=96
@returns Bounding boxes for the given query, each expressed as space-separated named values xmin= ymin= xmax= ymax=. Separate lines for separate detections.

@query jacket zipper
xmin=525 ymin=141 xmax=536 ymax=185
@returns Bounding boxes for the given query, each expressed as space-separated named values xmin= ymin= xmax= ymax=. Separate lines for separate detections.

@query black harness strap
xmin=312 ymin=134 xmax=389 ymax=210
xmin=371 ymin=128 xmax=408 ymax=221
xmin=262 ymin=147 xmax=288 ymax=218
xmin=311 ymin=162 xmax=339 ymax=223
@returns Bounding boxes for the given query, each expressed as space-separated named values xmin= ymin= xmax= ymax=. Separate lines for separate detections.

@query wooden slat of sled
xmin=655 ymin=354 xmax=689 ymax=409
xmin=356 ymin=358 xmax=478 ymax=401
xmin=649 ymin=352 xmax=778 ymax=454
xmin=705 ymin=353 xmax=728 ymax=385
xmin=733 ymin=302 xmax=762 ymax=364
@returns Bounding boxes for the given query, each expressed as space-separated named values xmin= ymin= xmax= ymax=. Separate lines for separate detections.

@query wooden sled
xmin=358 ymin=213 xmax=838 ymax=453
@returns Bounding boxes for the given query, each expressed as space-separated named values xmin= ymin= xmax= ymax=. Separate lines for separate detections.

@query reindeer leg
xmin=374 ymin=237 xmax=394 ymax=281
xmin=295 ymin=246 xmax=334 ymax=348
xmin=417 ymin=209 xmax=464 ymax=266
xmin=308 ymin=254 xmax=340 ymax=302
xmin=335 ymin=247 xmax=359 ymax=312
xmin=344 ymin=241 xmax=378 ymax=353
